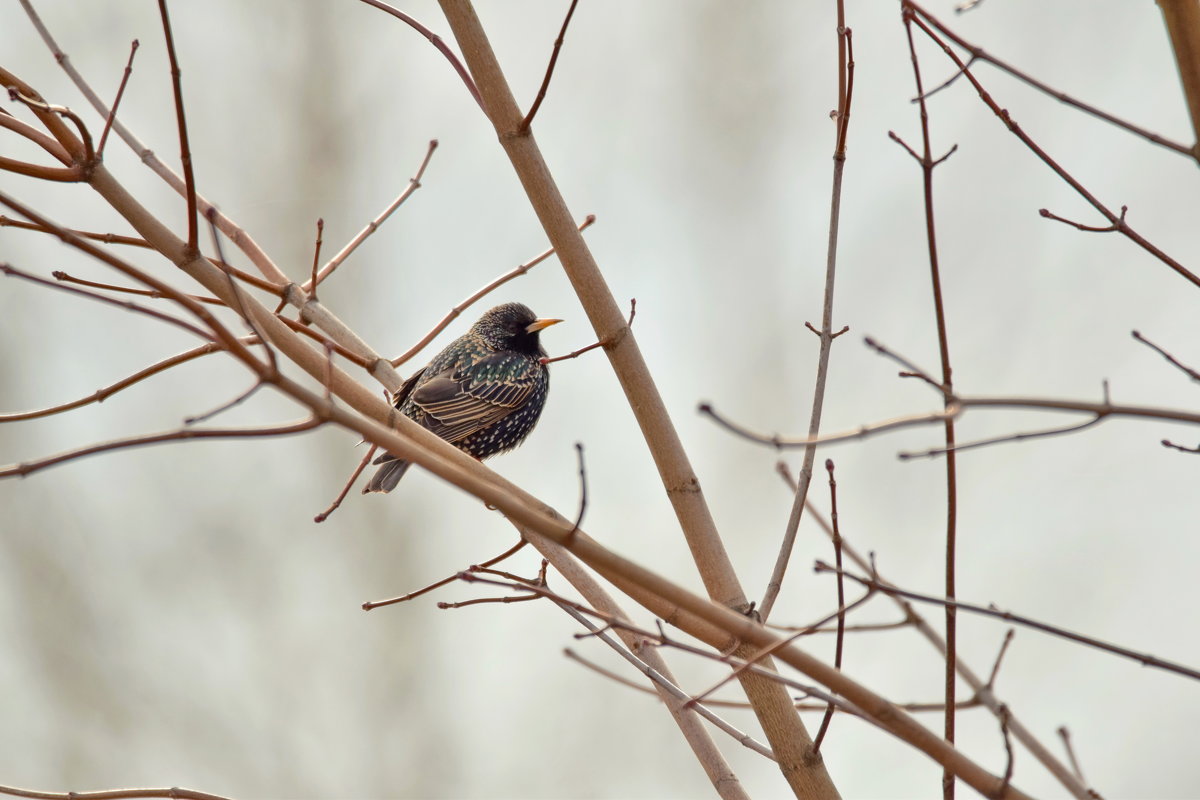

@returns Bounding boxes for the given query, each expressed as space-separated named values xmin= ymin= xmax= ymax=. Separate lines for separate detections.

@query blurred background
xmin=2 ymin=1 xmax=1198 ymax=797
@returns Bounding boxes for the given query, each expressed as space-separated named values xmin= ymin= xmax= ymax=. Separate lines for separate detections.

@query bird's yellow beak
xmin=526 ymin=317 xmax=563 ymax=333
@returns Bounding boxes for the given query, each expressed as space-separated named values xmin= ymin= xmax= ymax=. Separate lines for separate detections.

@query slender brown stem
xmin=307 ymin=140 xmax=439 ymax=292
xmin=52 ymin=270 xmax=224 ymax=305
xmin=157 ymin=0 xmax=198 ymax=253
xmin=0 ymin=417 xmax=321 ymax=479
xmin=0 ymin=339 xmax=254 ymax=423
xmin=898 ymin=12 xmax=958 ymax=797
xmin=1 ymin=215 xmax=151 ymax=247
xmin=759 ymin=18 xmax=855 ymax=623
xmin=434 ymin=4 xmax=839 ymax=795
xmin=0 ymin=785 xmax=232 ymax=800
xmin=811 ymin=459 xmax=846 ymax=755
xmin=97 ymin=39 xmax=139 ymax=157
xmin=1 ymin=262 xmax=213 ymax=341
xmin=906 ymin=1 xmax=1194 ymax=159
xmin=519 ymin=0 xmax=580 ymax=131
xmin=816 ymin=562 xmax=1200 ymax=682
xmin=904 ymin=5 xmax=1200 ymax=289
xmin=390 ymin=215 xmax=594 ymax=368
xmin=363 ymin=539 xmax=528 ymax=609
xmin=354 ymin=0 xmax=482 ymax=110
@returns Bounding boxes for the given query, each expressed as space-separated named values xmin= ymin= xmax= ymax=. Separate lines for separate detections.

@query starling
xmin=362 ymin=302 xmax=562 ymax=494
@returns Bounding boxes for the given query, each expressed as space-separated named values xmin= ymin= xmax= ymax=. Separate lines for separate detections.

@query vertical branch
xmin=811 ymin=459 xmax=846 ymax=754
xmin=157 ymin=0 xmax=199 ymax=253
xmin=899 ymin=7 xmax=959 ymax=799
xmin=434 ymin=2 xmax=840 ymax=797
xmin=759 ymin=10 xmax=855 ymax=621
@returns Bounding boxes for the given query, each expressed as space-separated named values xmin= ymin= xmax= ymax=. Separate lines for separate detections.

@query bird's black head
xmin=473 ymin=302 xmax=562 ymax=356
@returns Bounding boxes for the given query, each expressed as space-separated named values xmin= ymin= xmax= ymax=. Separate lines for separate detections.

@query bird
xmin=362 ymin=302 xmax=562 ymax=494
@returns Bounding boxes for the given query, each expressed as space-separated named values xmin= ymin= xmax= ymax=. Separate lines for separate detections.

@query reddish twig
xmin=307 ymin=140 xmax=439 ymax=292
xmin=0 ymin=417 xmax=322 ymax=480
xmin=157 ymin=0 xmax=199 ymax=253
xmin=541 ymin=297 xmax=634 ymax=366
xmin=811 ymin=459 xmax=846 ymax=755
xmin=2 ymin=262 xmax=213 ymax=341
xmin=362 ymin=539 xmax=528 ymax=610
xmin=392 ymin=214 xmax=594 ymax=367
xmin=0 ymin=339 xmax=254 ymax=423
xmin=309 ymin=218 xmax=324 ymax=302
xmin=314 ymin=445 xmax=377 ymax=523
xmin=1 ymin=215 xmax=151 ymax=248
xmin=97 ymin=39 xmax=139 ymax=157
xmin=1132 ymin=330 xmax=1200 ymax=383
xmin=355 ymin=1 xmax=482 ymax=110
xmin=897 ymin=17 xmax=961 ymax=790
xmin=814 ymin=561 xmax=1200 ymax=682
xmin=906 ymin=1 xmax=1194 ymax=159
xmin=519 ymin=0 xmax=580 ymax=132
xmin=52 ymin=270 xmax=224 ymax=305
xmin=759 ymin=14 xmax=855 ymax=623
xmin=903 ymin=4 xmax=1200 ymax=289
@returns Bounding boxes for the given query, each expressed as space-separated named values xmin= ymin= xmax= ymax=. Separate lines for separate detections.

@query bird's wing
xmin=410 ymin=353 xmax=539 ymax=444
xmin=391 ymin=366 xmax=427 ymax=409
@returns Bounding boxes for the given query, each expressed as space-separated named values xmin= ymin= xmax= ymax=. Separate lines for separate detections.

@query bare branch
xmin=355 ymin=1 xmax=482 ymax=111
xmin=0 ymin=340 xmax=252 ymax=423
xmin=390 ymin=214 xmax=594 ymax=367
xmin=97 ymin=39 xmax=139 ymax=157
xmin=815 ymin=562 xmax=1200 ymax=682
xmin=0 ymin=417 xmax=322 ymax=480
xmin=307 ymin=140 xmax=438 ymax=292
xmin=519 ymin=0 xmax=580 ymax=132
xmin=0 ymin=784 xmax=233 ymax=800
xmin=156 ymin=0 xmax=199 ymax=253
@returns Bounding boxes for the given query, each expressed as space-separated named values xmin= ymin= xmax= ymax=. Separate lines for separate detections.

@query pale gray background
xmin=2 ymin=1 xmax=1198 ymax=798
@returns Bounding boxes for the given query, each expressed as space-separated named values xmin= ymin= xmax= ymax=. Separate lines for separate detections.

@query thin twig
xmin=0 ymin=418 xmax=322 ymax=480
xmin=898 ymin=15 xmax=961 ymax=795
xmin=1056 ymin=727 xmax=1087 ymax=782
xmin=391 ymin=214 xmax=595 ymax=367
xmin=541 ymin=297 xmax=635 ymax=366
xmin=1 ymin=216 xmax=151 ymax=247
xmin=315 ymin=445 xmax=377 ymax=523
xmin=906 ymin=1 xmax=1194 ymax=159
xmin=355 ymin=1 xmax=482 ymax=110
xmin=362 ymin=539 xmax=528 ymax=610
xmin=998 ymin=704 xmax=1015 ymax=795
xmin=559 ymin=605 xmax=776 ymax=761
xmin=519 ymin=0 xmax=580 ymax=132
xmin=307 ymin=140 xmax=438 ymax=292
xmin=309 ymin=218 xmax=324 ymax=302
xmin=0 ymin=340 xmax=254 ymax=423
xmin=52 ymin=270 xmax=224 ymax=305
xmin=811 ymin=459 xmax=846 ymax=755
xmin=759 ymin=17 xmax=855 ymax=623
xmin=184 ymin=381 xmax=264 ymax=425
xmin=157 ymin=0 xmax=198 ymax=253
xmin=97 ymin=40 xmax=139 ymax=157
xmin=2 ymin=263 xmax=212 ymax=342
xmin=904 ymin=3 xmax=1200 ymax=288
xmin=985 ymin=629 xmax=1015 ymax=689
xmin=815 ymin=562 xmax=1200 ymax=682
xmin=18 ymin=0 xmax=291 ymax=285
xmin=0 ymin=784 xmax=232 ymax=800
xmin=1132 ymin=330 xmax=1200 ymax=383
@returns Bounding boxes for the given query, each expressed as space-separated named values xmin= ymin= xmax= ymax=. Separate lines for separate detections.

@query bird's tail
xmin=361 ymin=453 xmax=412 ymax=494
